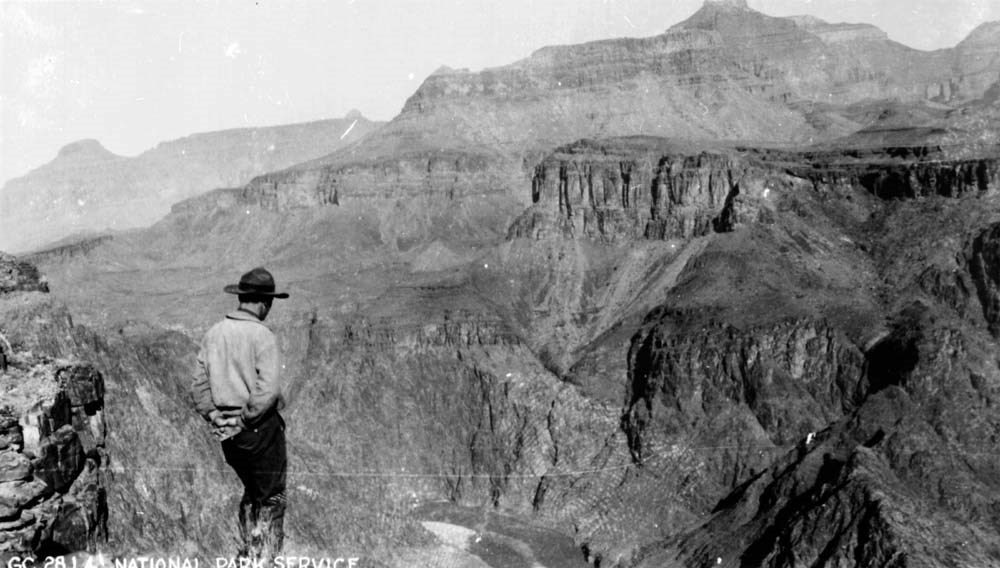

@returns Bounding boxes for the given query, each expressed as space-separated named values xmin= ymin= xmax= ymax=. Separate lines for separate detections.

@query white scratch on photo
xmin=340 ymin=119 xmax=358 ymax=140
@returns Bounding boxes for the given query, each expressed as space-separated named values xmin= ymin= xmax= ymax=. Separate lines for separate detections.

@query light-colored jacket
xmin=191 ymin=309 xmax=285 ymax=424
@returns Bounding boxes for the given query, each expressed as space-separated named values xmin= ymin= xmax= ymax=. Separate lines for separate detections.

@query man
xmin=191 ymin=267 xmax=290 ymax=561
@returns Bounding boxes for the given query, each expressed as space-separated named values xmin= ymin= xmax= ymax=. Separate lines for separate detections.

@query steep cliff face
xmin=511 ymin=138 xmax=1000 ymax=245
xmin=966 ymin=223 xmax=1000 ymax=337
xmin=509 ymin=138 xmax=781 ymax=242
xmin=1 ymin=113 xmax=382 ymax=254
xmin=623 ymin=317 xmax=867 ymax=458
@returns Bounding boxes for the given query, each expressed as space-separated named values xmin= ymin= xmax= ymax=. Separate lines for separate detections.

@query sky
xmin=2 ymin=0 xmax=998 ymax=185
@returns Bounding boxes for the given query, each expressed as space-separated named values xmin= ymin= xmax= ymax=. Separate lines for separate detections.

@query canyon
xmin=3 ymin=1 xmax=1000 ymax=566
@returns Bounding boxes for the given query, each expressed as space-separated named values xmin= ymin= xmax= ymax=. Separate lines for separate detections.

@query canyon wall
xmin=511 ymin=138 xmax=1000 ymax=245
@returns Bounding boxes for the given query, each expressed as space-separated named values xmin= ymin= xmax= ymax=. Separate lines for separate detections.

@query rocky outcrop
xmin=24 ymin=236 xmax=114 ymax=265
xmin=623 ymin=317 xmax=866 ymax=456
xmin=777 ymin=145 xmax=1000 ymax=200
xmin=645 ymin=391 xmax=919 ymax=567
xmin=963 ymin=221 xmax=1000 ymax=337
xmin=509 ymin=138 xmax=782 ymax=242
xmin=0 ymin=364 xmax=107 ymax=556
xmin=612 ymin=314 xmax=870 ymax=539
xmin=0 ymin=257 xmax=106 ymax=555
xmin=0 ymin=253 xmax=49 ymax=294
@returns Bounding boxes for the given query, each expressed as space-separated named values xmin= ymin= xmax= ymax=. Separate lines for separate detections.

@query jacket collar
xmin=225 ymin=309 xmax=268 ymax=325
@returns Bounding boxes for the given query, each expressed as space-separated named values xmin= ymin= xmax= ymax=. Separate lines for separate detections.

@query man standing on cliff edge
xmin=191 ymin=267 xmax=289 ymax=561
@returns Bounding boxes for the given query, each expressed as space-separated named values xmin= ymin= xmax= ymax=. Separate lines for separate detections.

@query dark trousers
xmin=222 ymin=410 xmax=286 ymax=560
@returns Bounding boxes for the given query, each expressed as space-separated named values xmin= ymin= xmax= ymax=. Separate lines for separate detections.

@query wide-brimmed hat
xmin=223 ymin=267 xmax=290 ymax=298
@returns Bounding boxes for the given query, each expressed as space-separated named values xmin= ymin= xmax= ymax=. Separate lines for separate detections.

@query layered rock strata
xmin=511 ymin=138 xmax=1000 ymax=243
xmin=768 ymin=144 xmax=1000 ymax=200
xmin=509 ymin=138 xmax=779 ymax=242
xmin=238 ymin=150 xmax=521 ymax=212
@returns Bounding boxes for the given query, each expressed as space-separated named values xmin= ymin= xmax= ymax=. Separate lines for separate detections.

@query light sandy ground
xmin=393 ymin=522 xmax=491 ymax=568
xmin=420 ymin=521 xmax=477 ymax=550
xmin=416 ymin=521 xmax=548 ymax=568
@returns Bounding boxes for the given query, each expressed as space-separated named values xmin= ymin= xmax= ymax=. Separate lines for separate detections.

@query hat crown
xmin=239 ymin=267 xmax=276 ymax=291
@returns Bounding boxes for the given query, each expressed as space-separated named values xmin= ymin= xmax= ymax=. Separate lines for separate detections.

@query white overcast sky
xmin=1 ymin=0 xmax=998 ymax=185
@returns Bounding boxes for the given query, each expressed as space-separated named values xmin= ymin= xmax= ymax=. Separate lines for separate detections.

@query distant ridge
xmin=704 ymin=0 xmax=749 ymax=8
xmin=0 ymin=113 xmax=384 ymax=253
xmin=55 ymin=139 xmax=121 ymax=162
xmin=960 ymin=21 xmax=1000 ymax=46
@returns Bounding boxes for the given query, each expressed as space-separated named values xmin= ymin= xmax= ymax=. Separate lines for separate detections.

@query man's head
xmin=224 ymin=268 xmax=289 ymax=320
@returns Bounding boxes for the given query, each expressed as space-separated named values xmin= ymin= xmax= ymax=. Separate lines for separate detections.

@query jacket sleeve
xmin=191 ymin=341 xmax=216 ymax=420
xmin=244 ymin=329 xmax=285 ymax=424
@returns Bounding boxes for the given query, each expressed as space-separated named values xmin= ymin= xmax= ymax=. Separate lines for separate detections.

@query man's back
xmin=193 ymin=310 xmax=284 ymax=422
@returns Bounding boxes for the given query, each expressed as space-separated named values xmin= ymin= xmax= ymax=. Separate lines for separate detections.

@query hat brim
xmin=223 ymin=284 xmax=290 ymax=298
